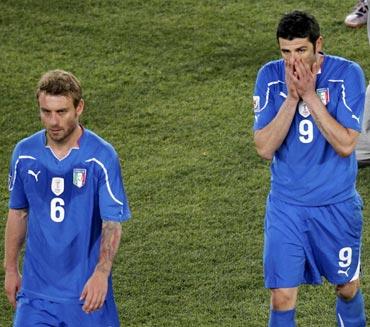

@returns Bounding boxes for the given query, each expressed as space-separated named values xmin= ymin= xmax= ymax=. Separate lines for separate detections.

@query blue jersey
xmin=8 ymin=128 xmax=131 ymax=303
xmin=253 ymin=55 xmax=366 ymax=205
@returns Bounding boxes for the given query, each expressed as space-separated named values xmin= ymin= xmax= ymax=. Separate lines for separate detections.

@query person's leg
xmin=307 ymin=196 xmax=365 ymax=326
xmin=268 ymin=287 xmax=298 ymax=327
xmin=264 ymin=197 xmax=313 ymax=327
xmin=335 ymin=279 xmax=366 ymax=327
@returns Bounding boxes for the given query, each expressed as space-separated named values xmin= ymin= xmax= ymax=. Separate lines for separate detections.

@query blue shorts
xmin=13 ymin=293 xmax=120 ymax=327
xmin=264 ymin=194 xmax=363 ymax=288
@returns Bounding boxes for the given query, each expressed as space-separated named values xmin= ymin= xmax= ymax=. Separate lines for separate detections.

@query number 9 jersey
xmin=8 ymin=128 xmax=131 ymax=303
xmin=253 ymin=55 xmax=366 ymax=206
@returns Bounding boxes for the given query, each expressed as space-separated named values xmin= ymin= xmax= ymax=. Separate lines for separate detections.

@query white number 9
xmin=338 ymin=247 xmax=352 ymax=268
xmin=299 ymin=119 xmax=314 ymax=143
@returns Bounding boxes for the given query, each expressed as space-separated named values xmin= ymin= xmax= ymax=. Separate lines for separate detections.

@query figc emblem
xmin=73 ymin=168 xmax=87 ymax=188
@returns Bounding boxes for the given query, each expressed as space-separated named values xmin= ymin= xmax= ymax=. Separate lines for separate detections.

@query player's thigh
xmin=263 ymin=196 xmax=306 ymax=288
xmin=310 ymin=196 xmax=363 ymax=284
xmin=13 ymin=295 xmax=58 ymax=327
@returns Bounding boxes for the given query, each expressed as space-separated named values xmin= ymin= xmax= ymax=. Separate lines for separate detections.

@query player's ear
xmin=315 ymin=36 xmax=323 ymax=53
xmin=76 ymin=99 xmax=84 ymax=117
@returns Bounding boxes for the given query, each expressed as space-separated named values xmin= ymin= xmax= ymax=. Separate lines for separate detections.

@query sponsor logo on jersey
xmin=253 ymin=96 xmax=260 ymax=111
xmin=338 ymin=267 xmax=350 ymax=278
xmin=51 ymin=177 xmax=64 ymax=196
xmin=298 ymin=101 xmax=310 ymax=118
xmin=73 ymin=168 xmax=87 ymax=188
xmin=28 ymin=169 xmax=41 ymax=182
xmin=316 ymin=88 xmax=330 ymax=105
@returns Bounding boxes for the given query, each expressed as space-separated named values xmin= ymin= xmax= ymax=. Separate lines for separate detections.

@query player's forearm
xmin=304 ymin=94 xmax=359 ymax=157
xmin=254 ymin=97 xmax=298 ymax=160
xmin=4 ymin=209 xmax=28 ymax=272
xmin=95 ymin=221 xmax=122 ymax=277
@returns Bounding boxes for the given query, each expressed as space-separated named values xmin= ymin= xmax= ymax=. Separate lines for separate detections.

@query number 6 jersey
xmin=8 ymin=128 xmax=131 ymax=302
xmin=253 ymin=55 xmax=366 ymax=206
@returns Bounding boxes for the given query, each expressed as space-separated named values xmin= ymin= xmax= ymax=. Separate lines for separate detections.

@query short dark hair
xmin=276 ymin=11 xmax=320 ymax=45
xmin=36 ymin=69 xmax=82 ymax=108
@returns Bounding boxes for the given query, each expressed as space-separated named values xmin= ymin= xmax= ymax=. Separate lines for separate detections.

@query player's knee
xmin=336 ymin=279 xmax=360 ymax=300
xmin=270 ymin=288 xmax=297 ymax=310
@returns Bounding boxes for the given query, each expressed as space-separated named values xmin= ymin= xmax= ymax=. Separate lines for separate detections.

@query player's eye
xmin=41 ymin=109 xmax=50 ymax=115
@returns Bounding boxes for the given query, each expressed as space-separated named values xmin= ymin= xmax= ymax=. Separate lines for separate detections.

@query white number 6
xmin=50 ymin=197 xmax=65 ymax=223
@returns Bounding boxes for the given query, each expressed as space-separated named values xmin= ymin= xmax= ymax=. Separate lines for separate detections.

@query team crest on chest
xmin=51 ymin=177 xmax=64 ymax=196
xmin=317 ymin=88 xmax=330 ymax=105
xmin=298 ymin=101 xmax=310 ymax=118
xmin=73 ymin=168 xmax=87 ymax=188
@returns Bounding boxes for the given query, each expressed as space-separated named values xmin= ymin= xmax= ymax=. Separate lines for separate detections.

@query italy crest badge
xmin=316 ymin=88 xmax=330 ymax=106
xmin=73 ymin=168 xmax=87 ymax=188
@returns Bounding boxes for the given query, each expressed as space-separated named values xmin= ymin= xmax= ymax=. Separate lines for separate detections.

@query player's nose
xmin=49 ymin=112 xmax=60 ymax=126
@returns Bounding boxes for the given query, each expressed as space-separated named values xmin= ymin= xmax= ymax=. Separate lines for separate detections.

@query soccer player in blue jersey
xmin=4 ymin=70 xmax=131 ymax=326
xmin=253 ymin=11 xmax=366 ymax=327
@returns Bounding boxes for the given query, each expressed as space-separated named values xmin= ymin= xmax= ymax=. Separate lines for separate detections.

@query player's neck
xmin=46 ymin=125 xmax=83 ymax=159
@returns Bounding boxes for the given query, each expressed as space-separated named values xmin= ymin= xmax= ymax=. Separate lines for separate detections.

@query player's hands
xmin=80 ymin=270 xmax=109 ymax=313
xmin=4 ymin=269 xmax=22 ymax=309
xmin=285 ymin=57 xmax=300 ymax=101
xmin=291 ymin=58 xmax=319 ymax=100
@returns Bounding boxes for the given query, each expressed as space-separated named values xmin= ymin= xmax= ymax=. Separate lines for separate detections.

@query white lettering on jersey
xmin=51 ymin=177 xmax=64 ymax=196
xmin=299 ymin=120 xmax=314 ymax=143
xmin=27 ymin=169 xmax=41 ymax=182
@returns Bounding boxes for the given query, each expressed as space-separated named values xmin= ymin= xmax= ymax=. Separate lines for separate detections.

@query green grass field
xmin=1 ymin=0 xmax=370 ymax=326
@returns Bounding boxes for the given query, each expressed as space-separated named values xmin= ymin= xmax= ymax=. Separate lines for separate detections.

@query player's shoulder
xmin=259 ymin=58 xmax=283 ymax=72
xmin=82 ymin=128 xmax=118 ymax=157
xmin=323 ymin=54 xmax=364 ymax=76
xmin=256 ymin=59 xmax=285 ymax=82
xmin=12 ymin=130 xmax=45 ymax=156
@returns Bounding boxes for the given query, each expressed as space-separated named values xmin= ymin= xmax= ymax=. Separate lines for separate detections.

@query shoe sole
xmin=345 ymin=21 xmax=367 ymax=28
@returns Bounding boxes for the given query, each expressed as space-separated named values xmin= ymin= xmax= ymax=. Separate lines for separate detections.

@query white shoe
xmin=345 ymin=0 xmax=368 ymax=28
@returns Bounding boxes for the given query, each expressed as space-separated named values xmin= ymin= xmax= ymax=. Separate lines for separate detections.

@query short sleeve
xmin=8 ymin=144 xmax=28 ymax=209
xmin=98 ymin=149 xmax=131 ymax=222
xmin=336 ymin=62 xmax=366 ymax=131
xmin=253 ymin=63 xmax=282 ymax=130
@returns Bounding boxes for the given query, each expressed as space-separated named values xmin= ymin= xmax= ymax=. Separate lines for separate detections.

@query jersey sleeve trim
xmin=9 ymin=155 xmax=36 ymax=191
xmin=328 ymin=79 xmax=361 ymax=125
xmin=254 ymin=80 xmax=285 ymax=113
xmin=85 ymin=158 xmax=124 ymax=205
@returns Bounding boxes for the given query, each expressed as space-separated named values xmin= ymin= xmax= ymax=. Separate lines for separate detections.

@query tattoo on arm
xmin=96 ymin=221 xmax=122 ymax=275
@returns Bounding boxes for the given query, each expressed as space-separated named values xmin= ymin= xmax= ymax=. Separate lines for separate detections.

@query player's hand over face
xmin=80 ymin=270 xmax=108 ymax=313
xmin=4 ymin=270 xmax=22 ymax=309
xmin=285 ymin=58 xmax=300 ymax=101
xmin=292 ymin=59 xmax=319 ymax=100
